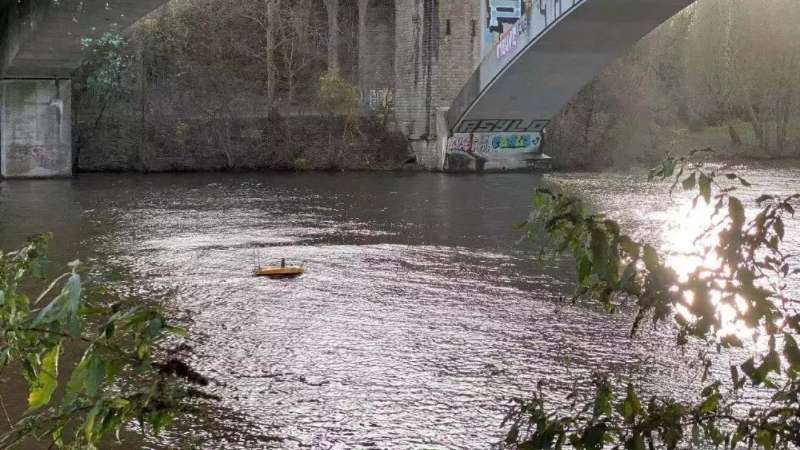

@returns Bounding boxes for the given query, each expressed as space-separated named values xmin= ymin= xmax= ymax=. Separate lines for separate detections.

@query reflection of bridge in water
xmin=1 ymin=0 xmax=695 ymax=177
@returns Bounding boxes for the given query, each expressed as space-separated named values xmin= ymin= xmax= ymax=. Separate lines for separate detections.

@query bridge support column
xmin=324 ymin=0 xmax=340 ymax=74
xmin=435 ymin=107 xmax=450 ymax=171
xmin=357 ymin=0 xmax=368 ymax=88
xmin=0 ymin=79 xmax=72 ymax=178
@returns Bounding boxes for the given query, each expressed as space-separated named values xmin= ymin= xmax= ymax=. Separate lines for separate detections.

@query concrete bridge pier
xmin=0 ymin=79 xmax=72 ymax=178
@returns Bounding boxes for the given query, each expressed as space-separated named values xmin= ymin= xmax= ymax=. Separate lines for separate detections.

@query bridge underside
xmin=448 ymin=0 xmax=694 ymax=135
xmin=0 ymin=0 xmax=167 ymax=177
xmin=1 ymin=0 xmax=166 ymax=78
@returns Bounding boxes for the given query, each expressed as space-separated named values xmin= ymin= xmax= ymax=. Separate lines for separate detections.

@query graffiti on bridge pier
xmin=489 ymin=133 xmax=541 ymax=151
xmin=447 ymin=134 xmax=475 ymax=153
xmin=496 ymin=6 xmax=528 ymax=60
xmin=483 ymin=0 xmax=586 ymax=62
xmin=447 ymin=132 xmax=542 ymax=154
xmin=455 ymin=118 xmax=548 ymax=134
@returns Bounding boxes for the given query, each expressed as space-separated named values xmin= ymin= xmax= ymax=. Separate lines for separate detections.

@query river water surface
xmin=0 ymin=165 xmax=798 ymax=449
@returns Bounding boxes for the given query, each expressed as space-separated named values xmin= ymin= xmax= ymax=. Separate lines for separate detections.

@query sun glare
xmin=662 ymin=198 xmax=755 ymax=340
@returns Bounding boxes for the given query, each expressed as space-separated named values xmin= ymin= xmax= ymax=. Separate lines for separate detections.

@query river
xmin=0 ymin=164 xmax=798 ymax=449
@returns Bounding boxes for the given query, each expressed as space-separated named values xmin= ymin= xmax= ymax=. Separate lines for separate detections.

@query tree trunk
xmin=727 ymin=124 xmax=742 ymax=147
xmin=582 ymin=96 xmax=595 ymax=148
xmin=740 ymin=83 xmax=769 ymax=153
xmin=357 ymin=0 xmax=368 ymax=91
xmin=775 ymin=94 xmax=791 ymax=156
xmin=265 ymin=0 xmax=278 ymax=114
xmin=139 ymin=42 xmax=147 ymax=171
xmin=324 ymin=0 xmax=340 ymax=74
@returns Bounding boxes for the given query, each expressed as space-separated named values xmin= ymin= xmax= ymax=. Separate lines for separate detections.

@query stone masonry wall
xmin=392 ymin=0 xmax=482 ymax=169
xmin=359 ymin=0 xmax=395 ymax=92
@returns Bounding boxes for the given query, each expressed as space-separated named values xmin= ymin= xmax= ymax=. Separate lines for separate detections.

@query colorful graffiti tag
xmin=475 ymin=132 xmax=542 ymax=153
xmin=482 ymin=0 xmax=586 ymax=61
xmin=487 ymin=0 xmax=525 ymax=34
xmin=447 ymin=134 xmax=475 ymax=153
xmin=455 ymin=118 xmax=548 ymax=134
xmin=448 ymin=132 xmax=543 ymax=154
xmin=490 ymin=133 xmax=541 ymax=151
xmin=364 ymin=88 xmax=393 ymax=110
xmin=496 ymin=11 xmax=528 ymax=59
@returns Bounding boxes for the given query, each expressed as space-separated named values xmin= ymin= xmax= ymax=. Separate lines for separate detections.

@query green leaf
xmin=784 ymin=333 xmax=800 ymax=371
xmin=720 ymin=334 xmax=743 ymax=348
xmin=698 ymin=174 xmax=712 ymax=204
xmin=756 ymin=194 xmax=773 ymax=205
xmin=577 ymin=254 xmax=592 ymax=285
xmin=728 ymin=197 xmax=745 ymax=228
xmin=643 ymin=245 xmax=659 ymax=272
xmin=86 ymin=354 xmax=106 ymax=397
xmin=774 ymin=217 xmax=785 ymax=241
xmin=755 ymin=429 xmax=775 ymax=450
xmin=64 ymin=354 xmax=89 ymax=406
xmin=662 ymin=159 xmax=675 ymax=178
xmin=84 ymin=403 xmax=101 ymax=444
xmin=581 ymin=423 xmax=608 ymax=450
xmin=681 ymin=173 xmax=696 ymax=191
xmin=621 ymin=384 xmax=641 ymax=423
xmin=625 ymin=434 xmax=645 ymax=450
xmin=533 ymin=192 xmax=548 ymax=209
xmin=593 ymin=384 xmax=612 ymax=419
xmin=27 ymin=343 xmax=61 ymax=412
xmin=590 ymin=229 xmax=609 ymax=281
xmin=619 ymin=236 xmax=640 ymax=259
xmin=699 ymin=391 xmax=719 ymax=414
xmin=64 ymin=273 xmax=81 ymax=314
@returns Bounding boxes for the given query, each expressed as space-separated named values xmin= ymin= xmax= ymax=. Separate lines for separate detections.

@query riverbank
xmin=544 ymin=119 xmax=800 ymax=171
xmin=75 ymin=112 xmax=413 ymax=173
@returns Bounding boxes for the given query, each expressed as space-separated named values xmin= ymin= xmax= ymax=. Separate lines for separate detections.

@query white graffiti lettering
xmin=496 ymin=15 xmax=528 ymax=60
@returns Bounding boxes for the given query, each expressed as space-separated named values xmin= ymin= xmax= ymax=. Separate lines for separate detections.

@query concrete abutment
xmin=0 ymin=79 xmax=72 ymax=178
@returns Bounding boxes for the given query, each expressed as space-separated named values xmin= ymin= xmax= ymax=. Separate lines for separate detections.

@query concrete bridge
xmin=439 ymin=0 xmax=696 ymax=171
xmin=0 ymin=0 xmax=696 ymax=177
xmin=1 ymin=0 xmax=166 ymax=177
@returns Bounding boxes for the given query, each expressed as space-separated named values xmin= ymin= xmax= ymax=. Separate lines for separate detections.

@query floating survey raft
xmin=254 ymin=265 xmax=304 ymax=279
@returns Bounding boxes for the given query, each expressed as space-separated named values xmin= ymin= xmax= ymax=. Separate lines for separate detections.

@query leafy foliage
xmin=319 ymin=71 xmax=361 ymax=119
xmin=508 ymin=151 xmax=800 ymax=449
xmin=0 ymin=236 xmax=211 ymax=448
xmin=80 ymin=32 xmax=132 ymax=98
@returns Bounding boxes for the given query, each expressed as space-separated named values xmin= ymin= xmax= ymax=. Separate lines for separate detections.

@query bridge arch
xmin=447 ymin=0 xmax=696 ymax=137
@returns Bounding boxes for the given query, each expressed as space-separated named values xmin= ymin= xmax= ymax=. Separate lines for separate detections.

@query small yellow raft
xmin=255 ymin=266 xmax=304 ymax=279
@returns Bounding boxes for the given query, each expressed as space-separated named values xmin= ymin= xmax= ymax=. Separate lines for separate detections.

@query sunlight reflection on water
xmin=662 ymin=198 xmax=756 ymax=340
xmin=0 ymin=166 xmax=797 ymax=449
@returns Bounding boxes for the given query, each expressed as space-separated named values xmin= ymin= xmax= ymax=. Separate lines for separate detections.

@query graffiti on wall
xmin=448 ymin=132 xmax=543 ymax=154
xmin=6 ymin=145 xmax=65 ymax=175
xmin=447 ymin=134 xmax=475 ymax=153
xmin=482 ymin=0 xmax=585 ymax=61
xmin=496 ymin=12 xmax=528 ymax=60
xmin=364 ymin=88 xmax=394 ymax=110
xmin=455 ymin=118 xmax=548 ymax=134
xmin=487 ymin=0 xmax=525 ymax=33
xmin=490 ymin=133 xmax=541 ymax=152
xmin=474 ymin=132 xmax=542 ymax=153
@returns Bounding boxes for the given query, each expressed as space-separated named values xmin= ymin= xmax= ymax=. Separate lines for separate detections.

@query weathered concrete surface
xmin=1 ymin=0 xmax=168 ymax=78
xmin=1 ymin=0 xmax=168 ymax=178
xmin=1 ymin=79 xmax=72 ymax=177
xmin=443 ymin=128 xmax=551 ymax=172
xmin=448 ymin=0 xmax=695 ymax=134
xmin=393 ymin=0 xmax=483 ymax=169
